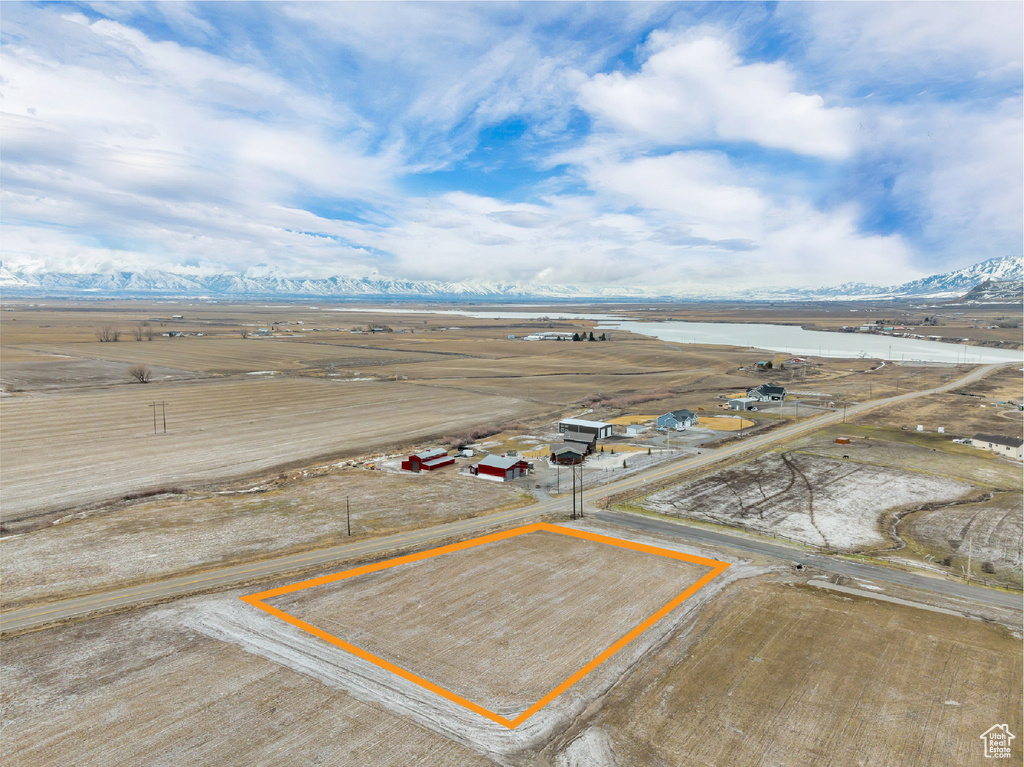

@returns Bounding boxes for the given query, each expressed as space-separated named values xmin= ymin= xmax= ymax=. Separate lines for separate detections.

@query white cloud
xmin=789 ymin=2 xmax=1023 ymax=85
xmin=579 ymin=31 xmax=859 ymax=159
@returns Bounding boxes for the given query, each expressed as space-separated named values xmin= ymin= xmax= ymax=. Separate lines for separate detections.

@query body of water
xmin=601 ymin=320 xmax=1023 ymax=365
xmin=323 ymin=306 xmax=1022 ymax=364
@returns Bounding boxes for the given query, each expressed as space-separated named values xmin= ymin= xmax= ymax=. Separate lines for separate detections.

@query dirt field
xmin=263 ymin=528 xmax=714 ymax=718
xmin=802 ymin=427 xmax=1023 ymax=490
xmin=2 ymin=520 xmax=752 ymax=765
xmin=0 ymin=377 xmax=538 ymax=524
xmin=548 ymin=578 xmax=1024 ymax=767
xmin=643 ymin=451 xmax=973 ymax=550
xmin=0 ymin=604 xmax=492 ymax=767
xmin=0 ymin=468 xmax=532 ymax=609
xmin=901 ymin=490 xmax=1024 ymax=588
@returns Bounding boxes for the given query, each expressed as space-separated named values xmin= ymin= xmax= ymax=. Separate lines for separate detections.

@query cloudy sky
xmin=2 ymin=1 xmax=1021 ymax=290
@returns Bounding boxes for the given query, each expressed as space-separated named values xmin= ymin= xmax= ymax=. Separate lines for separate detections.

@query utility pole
xmin=843 ymin=402 xmax=847 ymax=423
xmin=346 ymin=496 xmax=351 ymax=537
xmin=570 ymin=461 xmax=584 ymax=519
xmin=149 ymin=401 xmax=167 ymax=434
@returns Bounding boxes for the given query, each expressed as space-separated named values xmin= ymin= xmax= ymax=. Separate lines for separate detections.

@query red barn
xmin=471 ymin=454 xmax=530 ymax=481
xmin=401 ymin=448 xmax=454 ymax=472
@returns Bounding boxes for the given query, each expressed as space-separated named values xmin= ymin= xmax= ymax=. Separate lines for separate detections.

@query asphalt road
xmin=591 ymin=510 xmax=1023 ymax=611
xmin=2 ymin=362 xmax=1016 ymax=633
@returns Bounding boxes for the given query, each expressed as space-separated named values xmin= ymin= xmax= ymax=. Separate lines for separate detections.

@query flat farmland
xmin=642 ymin=451 xmax=973 ymax=550
xmin=0 ymin=468 xmax=532 ymax=608
xmin=0 ymin=377 xmax=538 ymax=524
xmin=902 ymin=490 xmax=1024 ymax=588
xmin=1 ymin=605 xmax=491 ymax=767
xmin=18 ymin=338 xmax=438 ymax=375
xmin=261 ymin=527 xmax=714 ymax=719
xmin=551 ymin=579 xmax=1024 ymax=767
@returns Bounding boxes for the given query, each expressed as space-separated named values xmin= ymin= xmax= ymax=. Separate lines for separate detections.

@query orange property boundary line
xmin=240 ymin=522 xmax=730 ymax=729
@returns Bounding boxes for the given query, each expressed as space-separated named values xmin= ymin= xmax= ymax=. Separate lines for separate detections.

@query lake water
xmin=601 ymin=320 xmax=1023 ymax=364
xmin=324 ymin=306 xmax=1022 ymax=364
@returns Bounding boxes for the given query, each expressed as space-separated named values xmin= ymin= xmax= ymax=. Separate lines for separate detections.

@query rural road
xmin=2 ymin=362 xmax=1017 ymax=633
xmin=591 ymin=510 xmax=1023 ymax=611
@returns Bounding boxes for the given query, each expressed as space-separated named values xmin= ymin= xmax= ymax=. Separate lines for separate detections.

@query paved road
xmin=2 ymin=362 xmax=1015 ymax=633
xmin=591 ymin=510 xmax=1023 ymax=611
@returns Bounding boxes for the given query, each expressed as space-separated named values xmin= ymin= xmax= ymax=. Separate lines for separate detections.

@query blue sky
xmin=1 ymin=1 xmax=1021 ymax=290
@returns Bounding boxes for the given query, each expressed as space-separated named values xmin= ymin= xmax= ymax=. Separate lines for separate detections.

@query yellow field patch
xmin=697 ymin=416 xmax=754 ymax=431
xmin=605 ymin=415 xmax=658 ymax=425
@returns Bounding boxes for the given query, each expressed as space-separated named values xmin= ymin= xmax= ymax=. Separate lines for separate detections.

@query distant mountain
xmin=1 ymin=255 xmax=1020 ymax=302
xmin=731 ymin=255 xmax=1022 ymax=301
xmin=956 ymin=278 xmax=1024 ymax=304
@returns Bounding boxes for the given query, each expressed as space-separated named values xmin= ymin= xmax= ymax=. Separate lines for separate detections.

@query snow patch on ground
xmin=556 ymin=727 xmax=618 ymax=767
xmin=645 ymin=453 xmax=973 ymax=551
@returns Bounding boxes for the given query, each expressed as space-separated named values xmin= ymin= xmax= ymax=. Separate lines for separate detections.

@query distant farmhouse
xmin=400 ymin=448 xmax=454 ymax=472
xmin=656 ymin=409 xmax=698 ymax=430
xmin=470 ymin=454 xmax=531 ymax=481
xmin=746 ymin=384 xmax=787 ymax=402
xmin=559 ymin=418 xmax=614 ymax=439
xmin=971 ymin=433 xmax=1024 ymax=461
xmin=524 ymin=332 xmax=576 ymax=341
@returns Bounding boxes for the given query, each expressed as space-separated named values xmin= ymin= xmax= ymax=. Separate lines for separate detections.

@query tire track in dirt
xmin=781 ymin=452 xmax=831 ymax=548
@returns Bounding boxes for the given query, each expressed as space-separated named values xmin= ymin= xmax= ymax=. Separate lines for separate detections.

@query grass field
xmin=551 ymin=578 xmax=1023 ymax=767
xmin=0 ymin=467 xmax=533 ymax=609
xmin=0 ymin=377 xmax=537 ymax=525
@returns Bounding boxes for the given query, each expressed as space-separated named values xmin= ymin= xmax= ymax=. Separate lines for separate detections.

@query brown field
xmin=852 ymin=391 xmax=1024 ymax=439
xmin=0 ymin=467 xmax=532 ymax=609
xmin=547 ymin=578 xmax=1024 ymax=767
xmin=263 ymin=527 xmax=712 ymax=718
xmin=21 ymin=337 xmax=443 ymax=376
xmin=800 ymin=427 xmax=1023 ymax=490
xmin=5 ymin=299 xmax=953 ymax=529
xmin=901 ymin=490 xmax=1024 ymax=588
xmin=0 ymin=376 xmax=538 ymax=525
xmin=0 ymin=603 xmax=491 ymax=767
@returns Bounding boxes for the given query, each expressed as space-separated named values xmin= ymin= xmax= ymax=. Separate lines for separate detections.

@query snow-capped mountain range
xmin=0 ymin=256 xmax=1020 ymax=302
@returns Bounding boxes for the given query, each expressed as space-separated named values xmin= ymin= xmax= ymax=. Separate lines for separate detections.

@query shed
xmin=728 ymin=397 xmax=757 ymax=411
xmin=401 ymin=448 xmax=455 ymax=472
xmin=550 ymin=444 xmax=587 ymax=465
xmin=558 ymin=418 xmax=613 ymax=439
xmin=471 ymin=454 xmax=531 ymax=481
xmin=563 ymin=430 xmax=597 ymax=452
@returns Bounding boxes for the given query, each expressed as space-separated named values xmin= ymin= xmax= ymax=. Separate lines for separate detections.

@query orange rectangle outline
xmin=240 ymin=522 xmax=730 ymax=729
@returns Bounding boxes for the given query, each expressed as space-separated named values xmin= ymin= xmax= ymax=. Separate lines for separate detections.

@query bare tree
xmin=96 ymin=326 xmax=121 ymax=342
xmin=128 ymin=364 xmax=152 ymax=383
xmin=144 ymin=326 xmax=156 ymax=341
xmin=240 ymin=328 xmax=250 ymax=339
xmin=131 ymin=325 xmax=145 ymax=341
